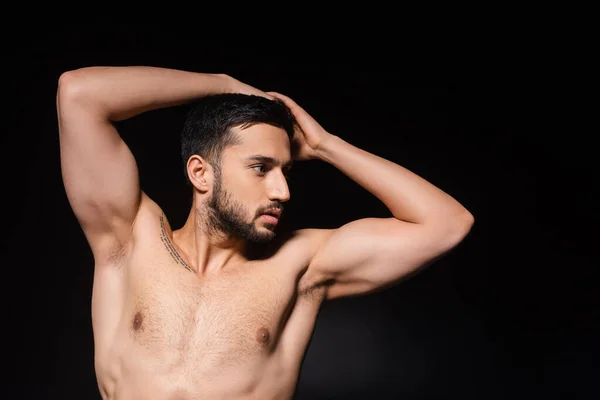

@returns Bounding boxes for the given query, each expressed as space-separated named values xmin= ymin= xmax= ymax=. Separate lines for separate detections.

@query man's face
xmin=205 ymin=123 xmax=292 ymax=243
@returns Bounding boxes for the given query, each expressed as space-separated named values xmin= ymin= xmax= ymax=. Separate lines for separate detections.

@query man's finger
xmin=267 ymin=92 xmax=303 ymax=111
xmin=267 ymin=91 xmax=292 ymax=102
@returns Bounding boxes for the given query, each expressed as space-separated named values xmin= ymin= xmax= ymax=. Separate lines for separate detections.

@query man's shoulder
xmin=290 ymin=227 xmax=336 ymax=249
xmin=266 ymin=227 xmax=335 ymax=257
xmin=259 ymin=227 xmax=337 ymax=283
xmin=130 ymin=191 xmax=175 ymax=234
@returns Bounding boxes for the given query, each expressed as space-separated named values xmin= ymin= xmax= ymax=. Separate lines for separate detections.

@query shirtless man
xmin=56 ymin=66 xmax=474 ymax=399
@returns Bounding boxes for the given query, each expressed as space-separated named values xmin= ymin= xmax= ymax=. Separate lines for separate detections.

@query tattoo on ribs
xmin=159 ymin=213 xmax=195 ymax=273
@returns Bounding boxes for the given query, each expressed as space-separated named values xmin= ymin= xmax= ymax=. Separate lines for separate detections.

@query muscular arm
xmin=305 ymin=135 xmax=474 ymax=299
xmin=56 ymin=66 xmax=248 ymax=264
xmin=271 ymin=93 xmax=474 ymax=300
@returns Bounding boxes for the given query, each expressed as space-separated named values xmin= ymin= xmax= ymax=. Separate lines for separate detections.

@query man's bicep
xmin=305 ymin=218 xmax=461 ymax=300
xmin=57 ymin=80 xmax=141 ymax=258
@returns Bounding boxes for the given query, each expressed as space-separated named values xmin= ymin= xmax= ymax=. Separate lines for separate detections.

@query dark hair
xmin=181 ymin=93 xmax=296 ymax=186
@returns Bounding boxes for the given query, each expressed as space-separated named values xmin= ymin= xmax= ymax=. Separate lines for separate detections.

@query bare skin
xmin=57 ymin=67 xmax=474 ymax=399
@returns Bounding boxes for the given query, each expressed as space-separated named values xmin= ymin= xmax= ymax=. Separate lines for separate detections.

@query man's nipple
xmin=133 ymin=311 xmax=144 ymax=331
xmin=256 ymin=327 xmax=270 ymax=344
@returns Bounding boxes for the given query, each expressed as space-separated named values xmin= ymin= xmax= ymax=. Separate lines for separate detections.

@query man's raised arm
xmin=56 ymin=66 xmax=262 ymax=264
xmin=268 ymin=92 xmax=475 ymax=300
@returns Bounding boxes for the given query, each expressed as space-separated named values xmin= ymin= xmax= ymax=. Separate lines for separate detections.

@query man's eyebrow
xmin=246 ymin=155 xmax=294 ymax=169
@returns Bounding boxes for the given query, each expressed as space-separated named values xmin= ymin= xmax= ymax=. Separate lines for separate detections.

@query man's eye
xmin=252 ymin=165 xmax=266 ymax=173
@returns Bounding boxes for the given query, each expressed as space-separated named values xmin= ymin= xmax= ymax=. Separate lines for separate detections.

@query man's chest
xmin=123 ymin=259 xmax=300 ymax=366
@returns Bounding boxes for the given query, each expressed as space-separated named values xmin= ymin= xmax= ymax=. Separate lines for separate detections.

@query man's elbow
xmin=58 ymin=67 xmax=107 ymax=104
xmin=447 ymin=210 xmax=475 ymax=247
xmin=57 ymin=69 xmax=89 ymax=104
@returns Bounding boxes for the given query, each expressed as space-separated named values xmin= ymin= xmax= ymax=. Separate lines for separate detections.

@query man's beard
xmin=201 ymin=172 xmax=282 ymax=244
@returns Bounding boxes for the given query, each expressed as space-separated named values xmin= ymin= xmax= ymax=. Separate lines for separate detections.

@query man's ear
xmin=187 ymin=155 xmax=213 ymax=192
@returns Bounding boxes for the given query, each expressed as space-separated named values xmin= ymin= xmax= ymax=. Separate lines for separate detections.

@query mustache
xmin=256 ymin=203 xmax=284 ymax=217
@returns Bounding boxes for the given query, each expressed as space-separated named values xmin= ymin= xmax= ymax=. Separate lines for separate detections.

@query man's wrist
xmin=198 ymin=73 xmax=235 ymax=95
xmin=313 ymin=133 xmax=340 ymax=162
xmin=214 ymin=74 xmax=235 ymax=93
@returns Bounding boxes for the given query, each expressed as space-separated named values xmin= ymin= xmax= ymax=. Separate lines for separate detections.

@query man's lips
xmin=260 ymin=214 xmax=279 ymax=224
xmin=259 ymin=208 xmax=282 ymax=225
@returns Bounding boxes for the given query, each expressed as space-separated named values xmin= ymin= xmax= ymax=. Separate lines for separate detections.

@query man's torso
xmin=91 ymin=193 xmax=328 ymax=399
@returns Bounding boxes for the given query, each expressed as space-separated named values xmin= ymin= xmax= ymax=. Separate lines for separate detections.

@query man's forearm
xmin=58 ymin=66 xmax=232 ymax=121
xmin=316 ymin=134 xmax=473 ymax=226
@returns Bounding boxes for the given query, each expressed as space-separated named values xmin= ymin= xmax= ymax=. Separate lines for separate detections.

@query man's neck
xmin=173 ymin=214 xmax=249 ymax=277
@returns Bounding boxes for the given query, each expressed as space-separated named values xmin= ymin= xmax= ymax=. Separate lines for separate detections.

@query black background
xmin=3 ymin=25 xmax=597 ymax=399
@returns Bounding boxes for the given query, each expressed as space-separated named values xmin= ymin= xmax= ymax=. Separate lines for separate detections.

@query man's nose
xmin=268 ymin=172 xmax=290 ymax=203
